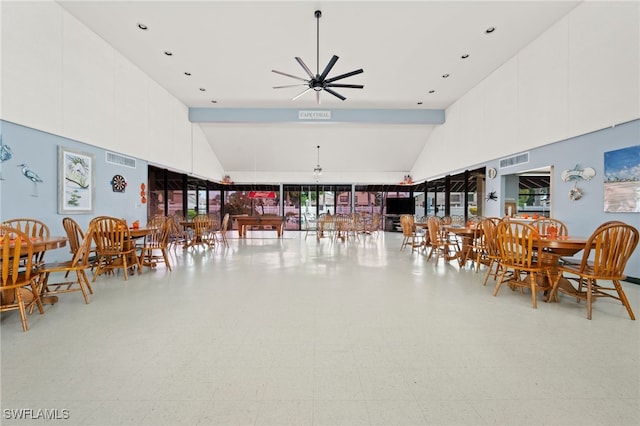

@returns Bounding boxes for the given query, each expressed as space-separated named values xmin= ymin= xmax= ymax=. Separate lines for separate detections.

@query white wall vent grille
xmin=499 ymin=152 xmax=529 ymax=169
xmin=105 ymin=151 xmax=136 ymax=169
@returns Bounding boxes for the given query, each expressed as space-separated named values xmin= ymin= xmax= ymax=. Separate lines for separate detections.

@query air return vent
xmin=499 ymin=152 xmax=529 ymax=169
xmin=105 ymin=151 xmax=136 ymax=168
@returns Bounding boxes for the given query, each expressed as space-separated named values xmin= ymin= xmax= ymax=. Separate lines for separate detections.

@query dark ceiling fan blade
xmin=319 ymin=55 xmax=339 ymax=81
xmin=324 ymin=68 xmax=364 ymax=84
xmin=273 ymin=84 xmax=309 ymax=89
xmin=325 ymin=83 xmax=364 ymax=89
xmin=323 ymin=87 xmax=346 ymax=101
xmin=272 ymin=69 xmax=308 ymax=83
xmin=295 ymin=57 xmax=316 ymax=79
xmin=292 ymin=87 xmax=313 ymax=101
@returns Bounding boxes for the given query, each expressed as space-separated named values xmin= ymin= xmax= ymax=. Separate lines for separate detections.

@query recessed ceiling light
xmin=199 ymin=88 xmax=206 ymax=92
xmin=442 ymin=74 xmax=450 ymax=78
xmin=137 ymin=23 xmax=148 ymax=30
xmin=461 ymin=54 xmax=469 ymax=59
xmin=428 ymin=90 xmax=435 ymax=94
xmin=184 ymin=72 xmax=191 ymax=76
xmin=485 ymin=27 xmax=496 ymax=34
xmin=164 ymin=51 xmax=173 ymax=56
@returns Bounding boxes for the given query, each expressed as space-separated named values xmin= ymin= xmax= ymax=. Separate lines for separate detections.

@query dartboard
xmin=111 ymin=174 xmax=127 ymax=192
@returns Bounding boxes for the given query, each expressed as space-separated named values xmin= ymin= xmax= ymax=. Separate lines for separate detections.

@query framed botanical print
xmin=58 ymin=146 xmax=94 ymax=214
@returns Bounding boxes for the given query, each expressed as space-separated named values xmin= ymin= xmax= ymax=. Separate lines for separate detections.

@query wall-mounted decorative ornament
xmin=140 ymin=183 xmax=147 ymax=204
xmin=486 ymin=190 xmax=498 ymax=202
xmin=561 ymin=164 xmax=596 ymax=182
xmin=17 ymin=163 xmax=42 ymax=183
xmin=111 ymin=174 xmax=127 ymax=192
xmin=0 ymin=134 xmax=12 ymax=180
xmin=17 ymin=163 xmax=42 ymax=197
xmin=486 ymin=167 xmax=497 ymax=179
xmin=569 ymin=183 xmax=583 ymax=201
xmin=400 ymin=174 xmax=413 ymax=185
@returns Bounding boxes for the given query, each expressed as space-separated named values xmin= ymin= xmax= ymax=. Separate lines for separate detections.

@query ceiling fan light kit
xmin=272 ymin=10 xmax=364 ymax=104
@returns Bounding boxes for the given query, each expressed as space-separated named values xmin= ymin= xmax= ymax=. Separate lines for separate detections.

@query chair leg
xmin=81 ymin=270 xmax=94 ymax=295
xmin=14 ymin=290 xmax=29 ymax=332
xmin=400 ymin=236 xmax=408 ymax=251
xmin=77 ymin=271 xmax=91 ymax=304
xmin=121 ymin=255 xmax=129 ymax=281
xmin=586 ymin=279 xmax=593 ymax=320
xmin=92 ymin=258 xmax=104 ymax=282
xmin=493 ymin=269 xmax=509 ymax=297
xmin=162 ymin=248 xmax=172 ymax=271
xmin=530 ymin=273 xmax=538 ymax=309
xmin=611 ymin=280 xmax=635 ymax=320
xmin=482 ymin=260 xmax=494 ymax=285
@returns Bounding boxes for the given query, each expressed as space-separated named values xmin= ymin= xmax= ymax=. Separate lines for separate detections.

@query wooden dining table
xmin=235 ymin=215 xmax=285 ymax=237
xmin=128 ymin=227 xmax=156 ymax=239
xmin=0 ymin=235 xmax=68 ymax=305
xmin=532 ymin=235 xmax=588 ymax=301
xmin=443 ymin=225 xmax=478 ymax=265
xmin=0 ymin=235 xmax=68 ymax=258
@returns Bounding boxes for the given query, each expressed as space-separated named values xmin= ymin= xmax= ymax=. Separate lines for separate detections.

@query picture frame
xmin=58 ymin=146 xmax=95 ymax=214
xmin=604 ymin=145 xmax=640 ymax=213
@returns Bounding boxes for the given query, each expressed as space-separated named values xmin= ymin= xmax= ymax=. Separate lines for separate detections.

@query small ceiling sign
xmin=249 ymin=191 xmax=276 ymax=199
xmin=299 ymin=110 xmax=331 ymax=120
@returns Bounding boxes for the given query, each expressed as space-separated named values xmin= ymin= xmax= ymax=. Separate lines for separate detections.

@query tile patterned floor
xmin=2 ymin=231 xmax=639 ymax=425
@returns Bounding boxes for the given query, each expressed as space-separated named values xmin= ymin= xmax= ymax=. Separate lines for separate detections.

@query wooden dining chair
xmin=530 ymin=217 xmax=568 ymax=237
xmin=0 ymin=225 xmax=44 ymax=331
xmin=62 ymin=217 xmax=84 ymax=257
xmin=91 ymin=216 xmax=142 ymax=281
xmin=550 ymin=222 xmax=639 ymax=320
xmin=481 ymin=218 xmax=505 ymax=286
xmin=303 ymin=213 xmax=317 ymax=240
xmin=493 ymin=221 xmax=552 ymax=309
xmin=334 ymin=214 xmax=356 ymax=242
xmin=425 ymin=216 xmax=457 ymax=264
xmin=2 ymin=218 xmax=50 ymax=267
xmin=188 ymin=214 xmax=215 ymax=249
xmin=146 ymin=214 xmax=167 ymax=229
xmin=399 ymin=214 xmax=422 ymax=252
xmin=365 ymin=213 xmax=381 ymax=236
xmin=62 ymin=217 xmax=98 ymax=273
xmin=440 ymin=215 xmax=462 ymax=252
xmin=215 ymin=213 xmax=230 ymax=247
xmin=463 ymin=218 xmax=490 ymax=272
xmin=138 ymin=217 xmax=172 ymax=271
xmin=317 ymin=213 xmax=334 ymax=241
xmin=166 ymin=215 xmax=187 ymax=249
xmin=37 ymin=222 xmax=96 ymax=305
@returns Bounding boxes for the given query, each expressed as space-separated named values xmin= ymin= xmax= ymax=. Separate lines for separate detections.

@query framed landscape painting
xmin=603 ymin=145 xmax=640 ymax=213
xmin=58 ymin=146 xmax=94 ymax=214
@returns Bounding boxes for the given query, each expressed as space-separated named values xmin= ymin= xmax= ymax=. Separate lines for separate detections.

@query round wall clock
xmin=487 ymin=167 xmax=497 ymax=179
xmin=111 ymin=174 xmax=127 ymax=192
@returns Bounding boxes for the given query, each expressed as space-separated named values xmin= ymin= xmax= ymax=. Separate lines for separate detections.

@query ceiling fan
xmin=272 ymin=10 xmax=364 ymax=104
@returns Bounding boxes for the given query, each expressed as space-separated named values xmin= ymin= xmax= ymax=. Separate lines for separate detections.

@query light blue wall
xmin=0 ymin=120 xmax=148 ymax=261
xmin=1 ymin=118 xmax=638 ymax=278
xmin=483 ymin=119 xmax=640 ymax=279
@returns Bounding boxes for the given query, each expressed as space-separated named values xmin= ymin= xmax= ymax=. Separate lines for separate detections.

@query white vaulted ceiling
xmin=56 ymin=0 xmax=581 ymax=180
